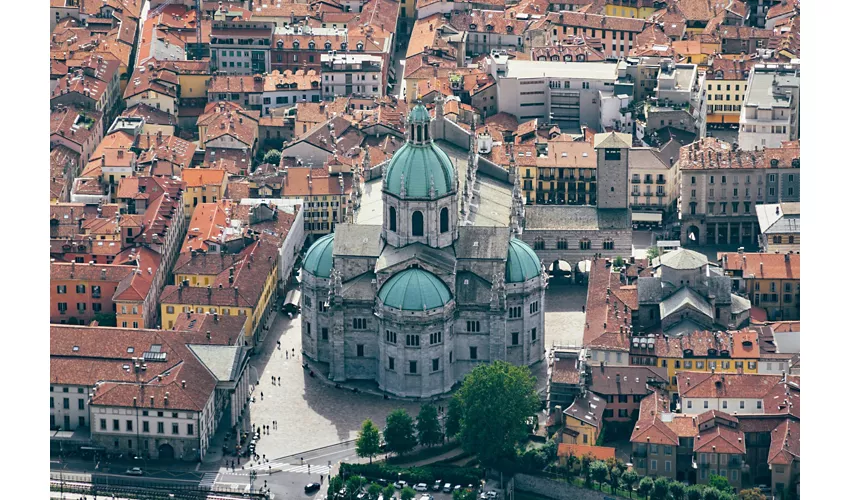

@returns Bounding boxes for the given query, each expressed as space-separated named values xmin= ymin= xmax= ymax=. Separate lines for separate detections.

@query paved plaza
xmin=543 ymin=280 xmax=587 ymax=349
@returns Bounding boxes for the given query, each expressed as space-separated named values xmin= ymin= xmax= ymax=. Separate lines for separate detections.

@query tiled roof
xmin=630 ymin=391 xmax=679 ymax=446
xmin=583 ymin=257 xmax=637 ymax=346
xmin=263 ymin=69 xmax=321 ymax=92
xmin=182 ymin=168 xmax=227 ymax=188
xmin=678 ymin=371 xmax=784 ymax=399
xmin=551 ymin=357 xmax=581 ymax=385
xmin=693 ymin=424 xmax=746 ymax=454
xmin=768 ymin=419 xmax=799 ymax=465
xmin=532 ymin=11 xmax=647 ymax=33
xmin=766 ymin=0 xmax=799 ymax=20
xmin=565 ymin=391 xmax=606 ymax=428
xmin=51 ymin=262 xmax=134 ymax=283
xmin=720 ymin=252 xmax=800 ymax=280
xmin=182 ymin=201 xmax=233 ymax=253
xmin=678 ymin=137 xmax=800 ymax=170
xmin=50 ymin=105 xmax=103 ymax=148
xmin=588 ymin=366 xmax=668 ymax=395
xmin=121 ymin=102 xmax=179 ymax=126
xmin=172 ymin=312 xmax=248 ymax=343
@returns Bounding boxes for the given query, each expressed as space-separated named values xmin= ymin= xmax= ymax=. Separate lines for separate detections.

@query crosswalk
xmin=230 ymin=461 xmax=332 ymax=475
xmin=199 ymin=472 xmax=219 ymax=489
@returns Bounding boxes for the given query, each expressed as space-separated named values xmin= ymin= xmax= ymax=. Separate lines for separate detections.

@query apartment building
xmin=50 ymin=105 xmax=105 ymax=164
xmin=262 ymin=70 xmax=323 ymax=114
xmin=321 ymin=54 xmax=384 ymax=98
xmin=629 ymin=148 xmax=677 ymax=219
xmin=738 ymin=63 xmax=800 ymax=151
xmin=485 ymin=53 xmax=629 ymax=130
xmin=705 ymin=58 xmax=753 ymax=126
xmin=677 ymin=138 xmax=800 ymax=246
xmin=209 ymin=20 xmax=273 ymax=74
xmin=182 ymin=168 xmax=229 ymax=218
xmin=530 ymin=11 xmax=647 ymax=59
xmin=447 ymin=11 xmax=527 ymax=58
xmin=645 ymin=62 xmax=707 ymax=139
xmin=720 ymin=252 xmax=800 ymax=321
xmin=755 ymin=202 xmax=800 ymax=253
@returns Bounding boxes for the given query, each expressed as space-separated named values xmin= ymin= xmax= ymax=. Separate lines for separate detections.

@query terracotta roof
xmin=532 ymin=11 xmax=647 ymax=33
xmin=648 ymin=329 xmax=760 ymax=359
xmin=226 ymin=179 xmax=251 ymax=201
xmin=720 ymin=252 xmax=800 ymax=280
xmin=767 ymin=419 xmax=799 ymax=465
xmin=182 ymin=168 xmax=227 ymax=188
xmin=121 ymin=102 xmax=178 ymax=126
xmin=112 ymin=248 xmax=161 ymax=302
xmin=123 ymin=62 xmax=179 ymax=100
xmin=199 ymin=103 xmax=259 ymax=148
xmin=693 ymin=424 xmax=746 ymax=454
xmin=182 ymin=201 xmax=233 ymax=253
xmin=50 ymin=105 xmax=103 ymax=148
xmin=276 ymin=167 xmax=353 ymax=197
xmin=172 ymin=311 xmax=249 ymax=344
xmin=678 ymin=371 xmax=786 ymax=400
xmin=766 ymin=0 xmax=799 ymax=20
xmin=552 ymin=357 xmax=581 ymax=385
xmin=678 ymin=138 xmax=800 ymax=170
xmin=705 ymin=56 xmax=754 ymax=80
xmin=263 ymin=69 xmax=321 ymax=92
xmin=208 ymin=74 xmax=264 ymax=95
xmin=588 ymin=366 xmax=668 ymax=395
xmin=665 ymin=415 xmax=700 ymax=437
xmin=583 ymin=257 xmax=637 ymax=346
xmin=204 ymin=149 xmax=252 ymax=175
xmin=630 ymin=391 xmax=679 ymax=446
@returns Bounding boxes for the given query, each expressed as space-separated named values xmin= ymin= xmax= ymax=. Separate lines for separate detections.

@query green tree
xmin=367 ymin=483 xmax=383 ymax=500
xmin=701 ymin=487 xmax=722 ymax=500
xmin=685 ymin=485 xmax=703 ymax=500
xmin=453 ymin=361 xmax=539 ymax=466
xmin=621 ymin=469 xmax=640 ymax=498
xmin=646 ymin=246 xmax=660 ymax=261
xmin=609 ymin=465 xmax=622 ymax=493
xmin=445 ymin=396 xmax=462 ymax=438
xmin=651 ymin=476 xmax=670 ymax=500
xmin=382 ymin=484 xmax=396 ymax=500
xmin=355 ymin=419 xmax=382 ymax=463
xmin=416 ymin=403 xmax=442 ymax=447
xmin=580 ymin=454 xmax=593 ymax=487
xmin=400 ymin=486 xmax=416 ymax=500
xmin=93 ymin=312 xmax=117 ymax=327
xmin=453 ymin=488 xmax=477 ymax=500
xmin=346 ymin=476 xmax=367 ymax=498
xmin=738 ymin=488 xmax=768 ymax=500
xmin=328 ymin=475 xmax=344 ymax=497
xmin=384 ymin=409 xmax=417 ymax=456
xmin=708 ymin=474 xmax=734 ymax=493
xmin=669 ymin=480 xmax=686 ymax=500
xmin=718 ymin=493 xmax=737 ymax=500
xmin=638 ymin=477 xmax=654 ymax=500
xmin=589 ymin=460 xmax=609 ymax=490
xmin=262 ymin=149 xmax=282 ymax=166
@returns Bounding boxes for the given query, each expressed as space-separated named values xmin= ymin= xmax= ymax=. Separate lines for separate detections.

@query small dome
xmin=505 ymin=238 xmax=542 ymax=283
xmin=408 ymin=103 xmax=432 ymax=123
xmin=385 ymin=142 xmax=454 ymax=198
xmin=302 ymin=234 xmax=334 ymax=278
xmin=378 ymin=268 xmax=452 ymax=311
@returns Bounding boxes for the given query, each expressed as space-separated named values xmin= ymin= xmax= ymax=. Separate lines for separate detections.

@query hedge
xmin=339 ymin=462 xmax=483 ymax=487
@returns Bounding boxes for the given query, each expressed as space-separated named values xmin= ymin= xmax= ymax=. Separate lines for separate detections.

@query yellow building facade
xmin=178 ymin=74 xmax=212 ymax=99
xmin=564 ymin=414 xmax=601 ymax=446
xmin=604 ymin=3 xmax=657 ymax=18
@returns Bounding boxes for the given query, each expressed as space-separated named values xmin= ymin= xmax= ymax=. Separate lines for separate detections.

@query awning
xmin=656 ymin=240 xmax=681 ymax=249
xmin=632 ymin=212 xmax=663 ymax=223
xmin=284 ymin=288 xmax=301 ymax=306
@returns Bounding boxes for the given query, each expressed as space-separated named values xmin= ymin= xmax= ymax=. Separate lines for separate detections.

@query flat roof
xmin=503 ymin=60 xmax=619 ymax=81
xmin=744 ymin=70 xmax=799 ymax=109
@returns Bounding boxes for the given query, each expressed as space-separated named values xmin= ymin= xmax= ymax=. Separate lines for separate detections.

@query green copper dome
xmin=303 ymin=234 xmax=334 ymax=278
xmin=378 ymin=268 xmax=452 ymax=311
xmin=385 ymin=143 xmax=454 ymax=198
xmin=505 ymin=238 xmax=542 ymax=283
xmin=408 ymin=103 xmax=432 ymax=123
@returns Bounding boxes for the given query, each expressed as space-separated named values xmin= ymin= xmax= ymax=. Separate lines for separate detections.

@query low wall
xmin=514 ymin=473 xmax=627 ymax=500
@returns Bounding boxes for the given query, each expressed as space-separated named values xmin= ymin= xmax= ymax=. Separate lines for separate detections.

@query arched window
xmin=416 ymin=125 xmax=422 ymax=142
xmin=412 ymin=211 xmax=424 ymax=236
xmin=389 ymin=206 xmax=397 ymax=232
xmin=440 ymin=207 xmax=449 ymax=233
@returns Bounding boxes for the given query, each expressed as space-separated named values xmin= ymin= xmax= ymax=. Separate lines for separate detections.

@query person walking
xmin=260 ymin=392 xmax=264 ymax=400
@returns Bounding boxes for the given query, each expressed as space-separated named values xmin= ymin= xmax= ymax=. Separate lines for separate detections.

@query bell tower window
xmin=412 ymin=211 xmax=424 ymax=236
xmin=424 ymin=123 xmax=429 ymax=141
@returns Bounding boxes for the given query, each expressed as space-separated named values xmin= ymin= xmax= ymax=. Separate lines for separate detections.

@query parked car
xmin=413 ymin=483 xmax=428 ymax=492
xmin=393 ymin=480 xmax=408 ymax=489
xmin=418 ymin=495 xmax=434 ymax=500
xmin=454 ymin=485 xmax=462 ymax=492
xmin=431 ymin=480 xmax=442 ymax=491
xmin=125 ymin=467 xmax=144 ymax=476
xmin=377 ymin=478 xmax=389 ymax=487
xmin=305 ymin=482 xmax=321 ymax=493
xmin=442 ymin=483 xmax=452 ymax=493
xmin=486 ymin=491 xmax=499 ymax=499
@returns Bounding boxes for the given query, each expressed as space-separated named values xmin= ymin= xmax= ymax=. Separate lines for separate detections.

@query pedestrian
xmin=277 ymin=340 xmax=281 ymax=350
xmin=320 ymin=475 xmax=324 ymax=483
xmin=286 ymin=351 xmax=289 ymax=359
xmin=260 ymin=392 xmax=264 ymax=400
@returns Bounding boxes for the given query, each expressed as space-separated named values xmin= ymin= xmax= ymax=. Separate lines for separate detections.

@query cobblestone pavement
xmin=543 ymin=280 xmax=588 ymax=349
xmin=246 ymin=313 xmax=423 ymax=462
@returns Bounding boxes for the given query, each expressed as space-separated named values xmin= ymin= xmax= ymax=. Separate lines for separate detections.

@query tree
xmin=452 ymin=361 xmax=539 ymax=466
xmin=384 ymin=409 xmax=417 ymax=456
xmin=416 ymin=403 xmax=442 ymax=447
xmin=638 ymin=477 xmax=654 ymax=500
xmin=367 ymin=483 xmax=383 ymax=500
xmin=445 ymin=396 xmax=462 ymax=438
xmin=382 ymin=484 xmax=396 ymax=500
xmin=669 ymin=480 xmax=686 ymax=500
xmin=609 ymin=465 xmax=622 ymax=493
xmin=328 ymin=475 xmax=344 ymax=497
xmin=701 ymin=487 xmax=722 ymax=500
xmin=589 ymin=460 xmax=609 ymax=490
xmin=400 ymin=486 xmax=416 ymax=500
xmin=453 ymin=488 xmax=477 ymax=500
xmin=621 ymin=469 xmax=640 ymax=498
xmin=93 ymin=312 xmax=117 ymax=327
xmin=651 ymin=477 xmax=670 ymax=500
xmin=738 ymin=489 xmax=768 ymax=500
xmin=707 ymin=474 xmax=733 ymax=493
xmin=346 ymin=476 xmax=367 ymax=498
xmin=685 ymin=485 xmax=703 ymax=500
xmin=262 ymin=149 xmax=281 ymax=166
xmin=646 ymin=246 xmax=660 ymax=261
xmin=355 ymin=419 xmax=382 ymax=463
xmin=580 ymin=454 xmax=593 ymax=487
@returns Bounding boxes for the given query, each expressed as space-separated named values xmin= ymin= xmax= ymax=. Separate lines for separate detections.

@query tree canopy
xmin=384 ymin=409 xmax=417 ymax=456
xmin=355 ymin=419 xmax=382 ymax=463
xmin=416 ymin=403 xmax=443 ymax=447
xmin=452 ymin=361 xmax=539 ymax=465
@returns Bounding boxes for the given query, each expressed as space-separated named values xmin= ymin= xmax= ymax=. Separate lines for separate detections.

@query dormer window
xmin=469 ymin=23 xmax=477 ymax=31
xmin=292 ymin=40 xmax=300 ymax=50
xmin=770 ymin=159 xmax=779 ymax=167
xmin=340 ymin=42 xmax=347 ymax=50
xmin=308 ymin=40 xmax=316 ymax=50
xmin=577 ymin=54 xmax=585 ymax=62
xmin=486 ymin=24 xmax=494 ymax=31
xmin=742 ymin=340 xmax=753 ymax=347
xmin=683 ymin=349 xmax=693 ymax=358
xmin=325 ymin=41 xmax=332 ymax=50
xmin=708 ymin=349 xmax=717 ymax=356
xmin=565 ymin=55 xmax=572 ymax=61
xmin=715 ymin=70 xmax=724 ymax=79
xmin=356 ymin=42 xmax=364 ymax=51
xmin=506 ymin=25 xmax=514 ymax=33
xmin=276 ymin=40 xmax=283 ymax=48
xmin=791 ymin=158 xmax=799 ymax=168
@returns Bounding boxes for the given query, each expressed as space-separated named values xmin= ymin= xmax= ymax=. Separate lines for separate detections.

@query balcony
xmin=633 ymin=448 xmax=648 ymax=458
xmin=632 ymin=178 xmax=641 ymax=184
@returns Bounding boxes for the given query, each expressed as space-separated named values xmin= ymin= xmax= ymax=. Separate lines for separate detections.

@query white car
xmin=125 ymin=467 xmax=144 ymax=476
xmin=442 ymin=483 xmax=452 ymax=493
xmin=393 ymin=480 xmax=408 ymax=489
xmin=413 ymin=483 xmax=428 ymax=492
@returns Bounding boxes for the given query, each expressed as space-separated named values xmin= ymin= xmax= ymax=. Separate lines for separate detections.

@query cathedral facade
xmin=300 ymin=104 xmax=547 ymax=398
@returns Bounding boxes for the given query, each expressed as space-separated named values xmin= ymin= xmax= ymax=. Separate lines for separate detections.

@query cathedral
xmin=299 ymin=104 xmax=548 ymax=398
